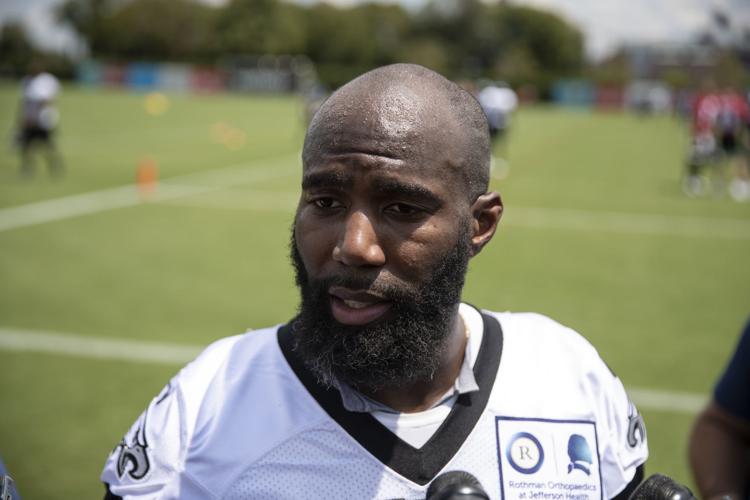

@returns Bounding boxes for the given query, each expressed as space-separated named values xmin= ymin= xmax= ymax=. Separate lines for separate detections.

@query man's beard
xmin=289 ymin=225 xmax=472 ymax=391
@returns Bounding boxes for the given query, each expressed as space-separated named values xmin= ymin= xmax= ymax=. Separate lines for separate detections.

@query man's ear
xmin=469 ymin=192 xmax=503 ymax=256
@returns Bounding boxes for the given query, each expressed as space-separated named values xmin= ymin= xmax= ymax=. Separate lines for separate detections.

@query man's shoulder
xmin=481 ymin=310 xmax=649 ymax=495
xmin=483 ymin=310 xmax=595 ymax=350
xmin=484 ymin=310 xmax=566 ymax=328
xmin=179 ymin=324 xmax=285 ymax=387
xmin=102 ymin=323 xmax=333 ymax=498
xmin=481 ymin=309 xmax=609 ymax=382
xmin=178 ymin=323 xmax=335 ymax=496
xmin=208 ymin=323 xmax=282 ymax=355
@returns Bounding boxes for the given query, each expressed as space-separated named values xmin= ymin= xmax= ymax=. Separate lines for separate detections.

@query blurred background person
xmin=684 ymin=87 xmax=719 ymax=197
xmin=15 ymin=61 xmax=63 ymax=178
xmin=477 ymin=81 xmax=517 ymax=178
xmin=689 ymin=317 xmax=750 ymax=500
xmin=716 ymin=88 xmax=749 ymax=200
xmin=302 ymin=83 xmax=330 ymax=125
xmin=723 ymin=88 xmax=750 ymax=202
xmin=684 ymin=85 xmax=750 ymax=200
xmin=731 ymin=122 xmax=750 ymax=202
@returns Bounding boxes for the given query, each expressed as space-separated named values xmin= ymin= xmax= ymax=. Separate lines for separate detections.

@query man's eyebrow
xmin=301 ymin=171 xmax=354 ymax=190
xmin=372 ymin=178 xmax=441 ymax=204
xmin=301 ymin=171 xmax=442 ymax=205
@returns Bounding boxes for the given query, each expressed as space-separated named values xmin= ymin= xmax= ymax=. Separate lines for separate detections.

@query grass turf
xmin=0 ymin=84 xmax=748 ymax=498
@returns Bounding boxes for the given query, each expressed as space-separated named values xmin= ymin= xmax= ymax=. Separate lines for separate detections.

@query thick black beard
xmin=289 ymin=225 xmax=472 ymax=391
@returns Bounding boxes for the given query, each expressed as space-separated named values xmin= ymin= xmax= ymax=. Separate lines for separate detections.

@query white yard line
xmin=0 ymin=154 xmax=299 ymax=233
xmin=0 ymin=326 xmax=708 ymax=414
xmin=0 ymin=327 xmax=202 ymax=365
xmin=0 ymin=183 xmax=212 ymax=232
xmin=1 ymin=155 xmax=748 ymax=239
xmin=506 ymin=206 xmax=750 ymax=240
xmin=157 ymin=189 xmax=300 ymax=211
xmin=625 ymin=387 xmax=707 ymax=415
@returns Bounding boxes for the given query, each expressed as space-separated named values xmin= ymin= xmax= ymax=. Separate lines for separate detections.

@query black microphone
xmin=426 ymin=471 xmax=490 ymax=500
xmin=628 ymin=474 xmax=697 ymax=500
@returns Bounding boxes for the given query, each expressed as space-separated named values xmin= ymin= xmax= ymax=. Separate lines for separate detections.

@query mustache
xmin=309 ymin=272 xmax=419 ymax=303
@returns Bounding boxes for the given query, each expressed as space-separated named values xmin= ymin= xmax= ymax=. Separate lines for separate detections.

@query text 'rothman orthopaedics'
xmin=508 ymin=480 xmax=597 ymax=499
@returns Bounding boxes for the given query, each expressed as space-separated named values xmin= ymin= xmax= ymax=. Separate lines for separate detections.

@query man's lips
xmin=329 ymin=287 xmax=392 ymax=325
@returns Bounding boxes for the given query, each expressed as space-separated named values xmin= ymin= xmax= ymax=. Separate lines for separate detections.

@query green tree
xmin=494 ymin=44 xmax=539 ymax=87
xmin=0 ymin=23 xmax=35 ymax=75
xmin=97 ymin=0 xmax=216 ymax=61
xmin=396 ymin=38 xmax=452 ymax=76
xmin=412 ymin=0 xmax=584 ymax=92
xmin=413 ymin=0 xmax=493 ymax=76
xmin=57 ymin=0 xmax=217 ymax=61
xmin=214 ymin=0 xmax=306 ymax=57
xmin=53 ymin=0 xmax=586 ymax=92
xmin=0 ymin=22 xmax=74 ymax=78
xmin=495 ymin=5 xmax=583 ymax=90
xmin=56 ymin=0 xmax=113 ymax=55
xmin=303 ymin=3 xmax=409 ymax=87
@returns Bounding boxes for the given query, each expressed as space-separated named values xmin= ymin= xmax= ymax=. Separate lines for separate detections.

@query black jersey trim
xmin=611 ymin=464 xmax=645 ymax=500
xmin=277 ymin=306 xmax=504 ymax=485
xmin=103 ymin=484 xmax=123 ymax=500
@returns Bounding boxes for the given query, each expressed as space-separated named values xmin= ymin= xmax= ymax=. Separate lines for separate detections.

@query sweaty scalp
xmin=303 ymin=64 xmax=491 ymax=201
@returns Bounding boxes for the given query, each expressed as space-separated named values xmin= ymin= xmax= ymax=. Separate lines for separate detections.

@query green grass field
xmin=0 ymin=84 xmax=748 ymax=499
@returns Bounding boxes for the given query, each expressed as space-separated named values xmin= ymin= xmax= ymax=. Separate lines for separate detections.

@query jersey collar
xmin=277 ymin=305 xmax=504 ymax=485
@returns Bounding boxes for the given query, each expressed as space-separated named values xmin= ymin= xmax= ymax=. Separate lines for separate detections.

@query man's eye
xmin=312 ymin=197 xmax=341 ymax=209
xmin=386 ymin=203 xmax=423 ymax=216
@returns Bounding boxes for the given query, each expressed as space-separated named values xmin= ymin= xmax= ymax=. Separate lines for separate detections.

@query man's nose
xmin=332 ymin=211 xmax=386 ymax=267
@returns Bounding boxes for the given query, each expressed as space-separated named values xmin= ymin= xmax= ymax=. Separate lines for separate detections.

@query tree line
xmin=2 ymin=0 xmax=584 ymax=95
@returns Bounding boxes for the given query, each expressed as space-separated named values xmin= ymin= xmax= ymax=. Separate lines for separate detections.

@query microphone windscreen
xmin=426 ymin=471 xmax=490 ymax=500
xmin=628 ymin=473 xmax=697 ymax=500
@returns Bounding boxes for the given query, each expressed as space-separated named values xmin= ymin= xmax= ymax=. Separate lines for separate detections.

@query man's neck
xmin=358 ymin=312 xmax=467 ymax=413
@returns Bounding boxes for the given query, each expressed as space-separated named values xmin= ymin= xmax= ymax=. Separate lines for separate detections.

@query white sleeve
xmin=100 ymin=379 xmax=186 ymax=499
xmin=100 ymin=335 xmax=241 ymax=499
xmin=548 ymin=318 xmax=648 ymax=498
xmin=491 ymin=312 xmax=648 ymax=499
xmin=595 ymin=361 xmax=648 ymax=498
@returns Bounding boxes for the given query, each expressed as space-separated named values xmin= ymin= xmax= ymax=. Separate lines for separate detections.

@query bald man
xmin=102 ymin=64 xmax=647 ymax=500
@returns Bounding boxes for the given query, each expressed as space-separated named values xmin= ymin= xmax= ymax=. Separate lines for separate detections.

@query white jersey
xmin=21 ymin=72 xmax=60 ymax=130
xmin=477 ymin=86 xmax=518 ymax=131
xmin=477 ymin=86 xmax=518 ymax=114
xmin=102 ymin=307 xmax=647 ymax=499
xmin=23 ymin=72 xmax=60 ymax=102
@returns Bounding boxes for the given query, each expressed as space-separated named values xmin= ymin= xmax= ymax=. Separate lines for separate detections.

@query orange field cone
xmin=136 ymin=157 xmax=159 ymax=199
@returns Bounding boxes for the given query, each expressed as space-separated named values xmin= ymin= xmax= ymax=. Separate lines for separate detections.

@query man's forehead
xmin=304 ymin=141 xmax=468 ymax=185
xmin=303 ymin=155 xmax=429 ymax=185
xmin=301 ymin=141 xmax=468 ymax=208
xmin=306 ymin=82 xmax=464 ymax=161
xmin=301 ymin=156 xmax=455 ymax=200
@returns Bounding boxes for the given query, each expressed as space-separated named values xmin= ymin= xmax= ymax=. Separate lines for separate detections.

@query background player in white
xmin=102 ymin=64 xmax=647 ymax=500
xmin=15 ymin=62 xmax=63 ymax=178
xmin=477 ymin=82 xmax=517 ymax=178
